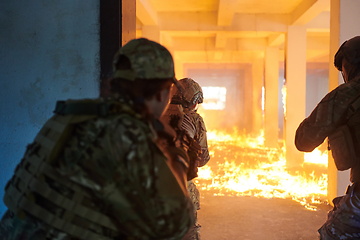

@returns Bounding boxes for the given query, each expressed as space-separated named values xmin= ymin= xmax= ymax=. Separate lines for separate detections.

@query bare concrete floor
xmin=198 ymin=192 xmax=332 ymax=240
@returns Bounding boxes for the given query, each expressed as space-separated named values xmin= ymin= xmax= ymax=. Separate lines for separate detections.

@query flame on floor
xmin=196 ymin=129 xmax=328 ymax=211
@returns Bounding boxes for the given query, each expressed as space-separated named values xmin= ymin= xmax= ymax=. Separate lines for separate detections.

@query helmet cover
xmin=171 ymin=78 xmax=203 ymax=107
xmin=334 ymin=36 xmax=360 ymax=71
xmin=112 ymin=38 xmax=176 ymax=81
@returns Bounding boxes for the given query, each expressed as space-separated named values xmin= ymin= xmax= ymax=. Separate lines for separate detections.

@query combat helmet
xmin=171 ymin=78 xmax=204 ymax=108
xmin=334 ymin=36 xmax=360 ymax=71
xmin=112 ymin=38 xmax=176 ymax=82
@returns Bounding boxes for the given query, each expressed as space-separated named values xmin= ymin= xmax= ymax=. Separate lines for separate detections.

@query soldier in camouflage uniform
xmin=0 ymin=38 xmax=194 ymax=240
xmin=161 ymin=78 xmax=210 ymax=240
xmin=295 ymin=36 xmax=360 ymax=240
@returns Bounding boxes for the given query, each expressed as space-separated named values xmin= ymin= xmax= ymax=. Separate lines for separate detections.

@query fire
xmin=196 ymin=129 xmax=328 ymax=211
xmin=304 ymin=148 xmax=328 ymax=166
xmin=207 ymin=128 xmax=264 ymax=148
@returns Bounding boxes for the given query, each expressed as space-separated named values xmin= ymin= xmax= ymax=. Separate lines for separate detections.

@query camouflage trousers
xmin=319 ymin=184 xmax=360 ymax=240
xmin=182 ymin=180 xmax=201 ymax=240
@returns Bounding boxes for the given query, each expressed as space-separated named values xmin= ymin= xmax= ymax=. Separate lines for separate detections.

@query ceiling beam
xmin=291 ymin=0 xmax=330 ymax=25
xmin=170 ymin=36 xmax=327 ymax=52
xmin=175 ymin=50 xmax=263 ymax=63
xmin=136 ymin=0 xmax=158 ymax=25
xmin=171 ymin=37 xmax=268 ymax=51
xmin=163 ymin=30 xmax=275 ymax=39
xmin=217 ymin=0 xmax=238 ymax=26
xmin=215 ymin=33 xmax=227 ymax=48
xmin=174 ymin=49 xmax=328 ymax=64
xmin=159 ymin=12 xmax=288 ymax=32
xmin=214 ymin=51 xmax=224 ymax=60
xmin=306 ymin=11 xmax=330 ymax=31
xmin=268 ymin=33 xmax=285 ymax=47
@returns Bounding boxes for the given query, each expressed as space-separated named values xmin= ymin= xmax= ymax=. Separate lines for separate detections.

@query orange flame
xmin=196 ymin=129 xmax=328 ymax=211
xmin=304 ymin=148 xmax=328 ymax=167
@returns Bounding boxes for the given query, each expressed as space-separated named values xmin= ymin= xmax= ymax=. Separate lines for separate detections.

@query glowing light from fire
xmin=197 ymin=165 xmax=213 ymax=180
xmin=261 ymin=86 xmax=265 ymax=112
xmin=201 ymin=86 xmax=226 ymax=110
xmin=304 ymin=148 xmax=328 ymax=166
xmin=282 ymin=81 xmax=287 ymax=120
xmin=197 ymin=129 xmax=328 ymax=211
xmin=207 ymin=128 xmax=265 ymax=148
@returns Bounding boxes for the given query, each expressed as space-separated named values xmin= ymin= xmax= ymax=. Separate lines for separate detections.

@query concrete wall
xmin=187 ymin=66 xmax=247 ymax=132
xmin=0 ymin=0 xmax=100 ymax=216
xmin=306 ymin=65 xmax=329 ymax=117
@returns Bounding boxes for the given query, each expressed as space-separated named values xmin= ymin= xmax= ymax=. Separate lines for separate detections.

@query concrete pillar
xmin=285 ymin=26 xmax=306 ymax=167
xmin=265 ymin=47 xmax=279 ymax=148
xmin=252 ymin=57 xmax=264 ymax=136
xmin=142 ymin=25 xmax=160 ymax=43
xmin=174 ymin=53 xmax=184 ymax=80
xmin=244 ymin=65 xmax=253 ymax=134
xmin=122 ymin=0 xmax=136 ymax=45
xmin=327 ymin=0 xmax=360 ymax=203
xmin=160 ymin=32 xmax=174 ymax=51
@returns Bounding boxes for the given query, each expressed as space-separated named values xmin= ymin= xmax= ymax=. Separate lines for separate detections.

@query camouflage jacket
xmin=295 ymin=76 xmax=360 ymax=182
xmin=182 ymin=111 xmax=210 ymax=167
xmin=0 ymin=96 xmax=194 ymax=240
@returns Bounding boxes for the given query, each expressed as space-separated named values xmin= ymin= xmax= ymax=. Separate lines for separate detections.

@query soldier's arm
xmin=195 ymin=114 xmax=210 ymax=167
xmin=295 ymin=87 xmax=351 ymax=152
xmin=295 ymin=111 xmax=329 ymax=152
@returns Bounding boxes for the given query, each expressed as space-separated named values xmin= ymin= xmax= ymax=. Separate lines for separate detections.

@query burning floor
xmin=195 ymin=130 xmax=332 ymax=239
xmin=196 ymin=130 xmax=329 ymax=211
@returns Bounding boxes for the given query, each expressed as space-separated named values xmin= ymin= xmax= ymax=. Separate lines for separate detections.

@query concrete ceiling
xmin=136 ymin=0 xmax=331 ymax=73
xmin=149 ymin=0 xmax=306 ymax=14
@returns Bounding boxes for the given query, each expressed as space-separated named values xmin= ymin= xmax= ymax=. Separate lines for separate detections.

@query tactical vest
xmin=3 ymin=99 xmax=138 ymax=240
xmin=328 ymin=93 xmax=360 ymax=173
xmin=186 ymin=112 xmax=210 ymax=167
